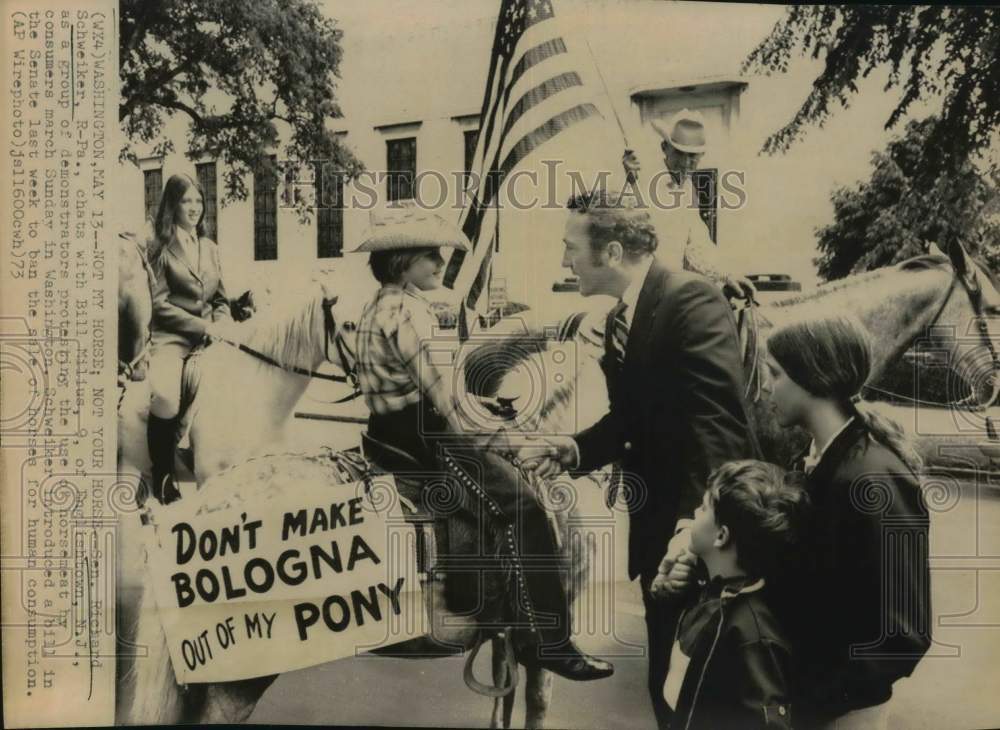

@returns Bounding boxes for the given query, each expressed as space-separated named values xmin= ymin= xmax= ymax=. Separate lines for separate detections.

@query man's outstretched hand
xmin=520 ymin=435 xmax=579 ymax=480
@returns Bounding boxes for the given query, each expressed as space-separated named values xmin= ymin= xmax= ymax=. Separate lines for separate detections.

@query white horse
xmin=118 ymin=278 xmax=600 ymax=728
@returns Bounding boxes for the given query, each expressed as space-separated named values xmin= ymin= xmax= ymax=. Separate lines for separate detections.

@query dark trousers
xmin=641 ymin=573 xmax=681 ymax=730
xmin=368 ymin=406 xmax=573 ymax=649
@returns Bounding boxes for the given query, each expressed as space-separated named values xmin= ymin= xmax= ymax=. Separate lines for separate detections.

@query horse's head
xmin=317 ymin=279 xmax=359 ymax=384
xmin=930 ymin=238 xmax=1000 ymax=408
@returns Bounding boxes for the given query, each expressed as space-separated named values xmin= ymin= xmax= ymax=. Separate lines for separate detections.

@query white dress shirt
xmin=803 ymin=417 xmax=856 ymax=472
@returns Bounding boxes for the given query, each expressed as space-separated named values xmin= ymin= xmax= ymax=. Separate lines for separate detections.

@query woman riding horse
xmin=147 ymin=173 xmax=235 ymax=505
xmin=353 ymin=207 xmax=613 ymax=682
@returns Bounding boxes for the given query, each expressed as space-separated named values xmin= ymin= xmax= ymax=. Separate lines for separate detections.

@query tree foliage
xmin=814 ymin=117 xmax=1000 ymax=280
xmin=744 ymin=6 xmax=999 ymax=170
xmin=120 ymin=0 xmax=362 ymax=206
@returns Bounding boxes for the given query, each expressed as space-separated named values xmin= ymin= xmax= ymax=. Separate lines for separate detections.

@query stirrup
xmin=155 ymin=473 xmax=181 ymax=506
xmin=463 ymin=629 xmax=518 ymax=698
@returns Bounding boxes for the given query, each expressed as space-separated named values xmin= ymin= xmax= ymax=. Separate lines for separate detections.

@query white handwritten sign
xmin=144 ymin=476 xmax=426 ymax=683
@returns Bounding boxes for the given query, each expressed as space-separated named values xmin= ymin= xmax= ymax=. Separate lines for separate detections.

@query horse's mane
xmin=770 ymin=254 xmax=951 ymax=308
xmin=242 ymin=282 xmax=328 ymax=371
xmin=897 ymin=254 xmax=950 ymax=271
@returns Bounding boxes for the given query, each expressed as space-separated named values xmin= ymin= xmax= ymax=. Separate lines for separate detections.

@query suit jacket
xmin=575 ymin=260 xmax=756 ymax=580
xmin=784 ymin=419 xmax=931 ymax=723
xmin=151 ymin=234 xmax=231 ymax=348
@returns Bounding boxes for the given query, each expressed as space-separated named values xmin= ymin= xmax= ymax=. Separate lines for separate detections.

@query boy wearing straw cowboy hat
xmin=353 ymin=206 xmax=615 ymax=681
xmin=624 ymin=109 xmax=755 ymax=300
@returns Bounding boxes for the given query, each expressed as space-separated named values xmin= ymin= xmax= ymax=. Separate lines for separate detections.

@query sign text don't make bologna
xmin=145 ymin=476 xmax=426 ymax=683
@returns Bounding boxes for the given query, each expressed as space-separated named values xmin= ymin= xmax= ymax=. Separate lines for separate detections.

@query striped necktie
xmin=605 ymin=301 xmax=629 ymax=510
xmin=610 ymin=301 xmax=629 ymax=367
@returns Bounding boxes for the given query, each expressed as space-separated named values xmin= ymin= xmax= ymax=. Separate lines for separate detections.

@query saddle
xmin=360 ymin=432 xmax=508 ymax=621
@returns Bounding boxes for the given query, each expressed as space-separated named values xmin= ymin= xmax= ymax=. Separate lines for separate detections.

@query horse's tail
xmin=125 ymin=580 xmax=185 ymax=725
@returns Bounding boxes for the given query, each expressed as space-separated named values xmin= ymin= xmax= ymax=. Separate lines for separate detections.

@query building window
xmin=690 ymin=168 xmax=718 ymax=244
xmin=143 ymin=168 xmax=163 ymax=223
xmin=463 ymin=129 xmax=479 ymax=174
xmin=316 ymin=163 xmax=343 ymax=258
xmin=253 ymin=156 xmax=278 ymax=261
xmin=386 ymin=137 xmax=416 ymax=202
xmin=195 ymin=162 xmax=218 ymax=242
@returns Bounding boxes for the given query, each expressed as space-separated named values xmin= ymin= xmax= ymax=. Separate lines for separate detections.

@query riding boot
xmin=504 ymin=508 xmax=614 ymax=681
xmin=437 ymin=446 xmax=614 ymax=682
xmin=147 ymin=414 xmax=181 ymax=506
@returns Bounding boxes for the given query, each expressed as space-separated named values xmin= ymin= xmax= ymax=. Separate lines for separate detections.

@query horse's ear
xmin=927 ymin=241 xmax=947 ymax=260
xmin=947 ymin=238 xmax=971 ymax=277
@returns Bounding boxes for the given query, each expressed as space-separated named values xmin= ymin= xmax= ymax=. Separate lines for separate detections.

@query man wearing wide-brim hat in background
xmin=352 ymin=206 xmax=615 ymax=681
xmin=624 ymin=109 xmax=755 ymax=300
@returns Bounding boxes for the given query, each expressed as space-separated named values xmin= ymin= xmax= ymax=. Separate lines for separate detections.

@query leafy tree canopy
xmin=814 ymin=117 xmax=1000 ymax=280
xmin=120 ymin=0 xmax=362 ymax=207
xmin=744 ymin=5 xmax=998 ymax=171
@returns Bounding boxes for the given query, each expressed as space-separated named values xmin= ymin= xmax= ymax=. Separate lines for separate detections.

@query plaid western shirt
xmin=355 ymin=283 xmax=463 ymax=431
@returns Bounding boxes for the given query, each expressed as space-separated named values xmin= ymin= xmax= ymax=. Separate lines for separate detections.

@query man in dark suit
xmin=528 ymin=188 xmax=757 ymax=728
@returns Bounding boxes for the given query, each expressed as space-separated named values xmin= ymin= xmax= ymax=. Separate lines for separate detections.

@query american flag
xmin=443 ymin=0 xmax=602 ymax=337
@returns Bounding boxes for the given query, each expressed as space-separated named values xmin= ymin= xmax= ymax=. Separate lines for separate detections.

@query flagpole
xmin=582 ymin=36 xmax=638 ymax=184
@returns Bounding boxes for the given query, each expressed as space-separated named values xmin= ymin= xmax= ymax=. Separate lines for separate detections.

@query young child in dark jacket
xmin=663 ymin=460 xmax=808 ymax=730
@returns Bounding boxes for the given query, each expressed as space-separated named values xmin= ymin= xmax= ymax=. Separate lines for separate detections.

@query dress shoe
xmin=519 ymin=639 xmax=614 ymax=681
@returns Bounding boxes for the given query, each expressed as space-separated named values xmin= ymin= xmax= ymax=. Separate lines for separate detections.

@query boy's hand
xmin=649 ymin=528 xmax=697 ymax=599
xmin=650 ymin=548 xmax=697 ymax=598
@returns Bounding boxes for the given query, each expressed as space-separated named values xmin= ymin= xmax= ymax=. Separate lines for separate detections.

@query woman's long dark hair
xmin=151 ymin=173 xmax=205 ymax=260
xmin=767 ymin=313 xmax=923 ymax=473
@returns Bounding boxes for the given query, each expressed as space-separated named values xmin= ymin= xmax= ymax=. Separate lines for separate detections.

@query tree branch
xmin=120 ymin=53 xmax=204 ymax=119
xmin=150 ymin=96 xmax=248 ymax=132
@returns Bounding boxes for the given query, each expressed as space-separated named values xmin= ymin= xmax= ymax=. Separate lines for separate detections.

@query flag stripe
xmin=447 ymin=0 xmax=599 ymax=327
xmin=454 ymin=102 xmax=599 ymax=298
xmin=499 ymin=71 xmax=583 ymax=143
xmin=503 ymin=38 xmax=568 ymax=107
xmin=478 ymin=32 xmax=567 ymax=178
xmin=449 ymin=73 xmax=586 ymax=283
xmin=499 ymin=102 xmax=599 ymax=178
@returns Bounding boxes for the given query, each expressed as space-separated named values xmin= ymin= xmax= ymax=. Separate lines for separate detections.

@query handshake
xmin=515 ymin=435 xmax=580 ymax=480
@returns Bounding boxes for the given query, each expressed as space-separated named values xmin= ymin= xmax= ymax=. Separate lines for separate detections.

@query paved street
xmin=115 ymin=392 xmax=1000 ymax=728
xmin=248 ymin=473 xmax=1000 ymax=729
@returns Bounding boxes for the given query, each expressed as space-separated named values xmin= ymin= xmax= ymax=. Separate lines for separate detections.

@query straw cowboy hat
xmin=650 ymin=109 xmax=707 ymax=154
xmin=353 ymin=206 xmax=471 ymax=252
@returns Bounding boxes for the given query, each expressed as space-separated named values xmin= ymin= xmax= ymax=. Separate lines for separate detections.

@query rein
xmin=860 ymin=271 xmax=999 ymax=409
xmin=219 ymin=296 xmax=362 ymax=402
xmin=119 ymin=335 xmax=152 ymax=380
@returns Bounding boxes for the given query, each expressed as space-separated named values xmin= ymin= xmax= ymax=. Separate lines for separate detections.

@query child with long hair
xmin=146 ymin=173 xmax=234 ymax=505
xmin=663 ymin=460 xmax=806 ymax=730
xmin=765 ymin=313 xmax=931 ymax=729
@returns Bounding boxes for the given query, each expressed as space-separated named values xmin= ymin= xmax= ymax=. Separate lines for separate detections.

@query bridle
xmin=220 ymin=296 xmax=362 ymax=402
xmin=861 ymin=264 xmax=1000 ymax=409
